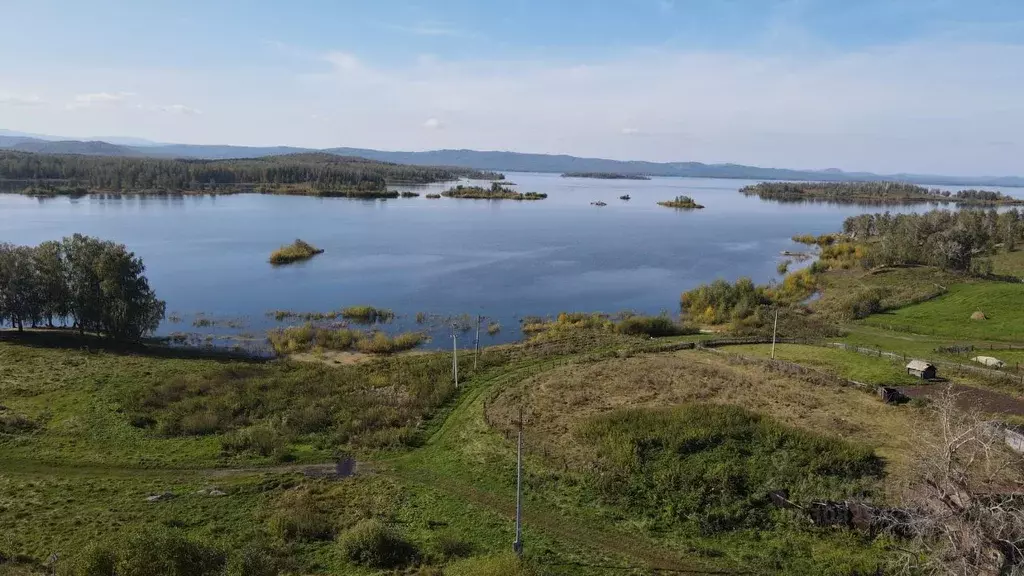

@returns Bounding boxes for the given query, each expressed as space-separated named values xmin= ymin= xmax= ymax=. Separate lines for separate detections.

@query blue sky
xmin=2 ymin=0 xmax=1023 ymax=175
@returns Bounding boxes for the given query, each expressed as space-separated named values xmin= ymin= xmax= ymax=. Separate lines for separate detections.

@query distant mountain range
xmin=1 ymin=130 xmax=1021 ymax=187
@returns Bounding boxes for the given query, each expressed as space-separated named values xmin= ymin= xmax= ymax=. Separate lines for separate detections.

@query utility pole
xmin=452 ymin=325 xmax=459 ymax=388
xmin=771 ymin=308 xmax=779 ymax=360
xmin=474 ymin=315 xmax=484 ymax=371
xmin=513 ymin=406 xmax=523 ymax=557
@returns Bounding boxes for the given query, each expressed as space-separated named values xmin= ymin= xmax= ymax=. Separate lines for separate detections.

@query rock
xmin=970 ymin=311 xmax=987 ymax=321
xmin=146 ymin=492 xmax=175 ymax=502
xmin=196 ymin=487 xmax=226 ymax=497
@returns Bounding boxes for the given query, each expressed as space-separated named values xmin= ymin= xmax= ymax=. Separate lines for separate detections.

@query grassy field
xmin=991 ymin=248 xmax=1024 ymax=278
xmin=728 ymin=343 xmax=921 ymax=387
xmin=860 ymin=281 xmax=1024 ymax=342
xmin=0 ymin=329 xmax=925 ymax=575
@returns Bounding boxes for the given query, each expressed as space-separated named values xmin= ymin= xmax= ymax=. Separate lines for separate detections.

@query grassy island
xmin=657 ymin=195 xmax=705 ymax=209
xmin=269 ymin=239 xmax=324 ymax=265
xmin=562 ymin=172 xmax=651 ymax=180
xmin=441 ymin=182 xmax=547 ymax=200
xmin=425 ymin=193 xmax=441 ymax=199
xmin=740 ymin=181 xmax=1024 ymax=205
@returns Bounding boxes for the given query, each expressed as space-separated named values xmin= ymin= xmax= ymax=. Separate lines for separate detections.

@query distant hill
xmin=0 ymin=131 xmax=1021 ymax=187
xmin=5 ymin=139 xmax=139 ymax=156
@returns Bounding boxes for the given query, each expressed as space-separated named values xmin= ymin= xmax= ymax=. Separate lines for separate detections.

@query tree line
xmin=0 ymin=235 xmax=165 ymax=339
xmin=740 ymin=181 xmax=1022 ymax=205
xmin=0 ymin=151 xmax=502 ymax=195
xmin=843 ymin=209 xmax=1024 ymax=272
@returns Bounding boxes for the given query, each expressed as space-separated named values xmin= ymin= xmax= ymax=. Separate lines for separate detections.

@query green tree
xmin=0 ymin=243 xmax=41 ymax=331
xmin=33 ymin=240 xmax=70 ymax=327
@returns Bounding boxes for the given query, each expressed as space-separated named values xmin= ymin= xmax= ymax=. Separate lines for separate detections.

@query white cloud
xmin=0 ymin=93 xmax=45 ymax=107
xmin=389 ymin=22 xmax=472 ymax=38
xmin=4 ymin=39 xmax=1024 ymax=176
xmin=67 ymin=91 xmax=136 ymax=109
xmin=153 ymin=104 xmax=202 ymax=115
xmin=423 ymin=118 xmax=443 ymax=130
xmin=324 ymin=52 xmax=361 ymax=72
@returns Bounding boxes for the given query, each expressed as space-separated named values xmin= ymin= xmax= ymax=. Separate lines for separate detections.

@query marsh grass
xmin=340 ymin=306 xmax=395 ymax=324
xmin=521 ymin=312 xmax=697 ymax=338
xmin=266 ymin=324 xmax=423 ymax=356
xmin=269 ymin=239 xmax=324 ymax=265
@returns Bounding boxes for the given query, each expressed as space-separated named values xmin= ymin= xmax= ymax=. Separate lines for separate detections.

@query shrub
xmin=221 ymin=425 xmax=289 ymax=459
xmin=486 ymin=322 xmax=501 ymax=335
xmin=434 ymin=533 xmax=474 ymax=559
xmin=226 ymin=542 xmax=288 ymax=576
xmin=0 ymin=413 xmax=39 ymax=435
xmin=115 ymin=527 xmax=225 ymax=576
xmin=579 ymin=405 xmax=882 ymax=535
xmin=681 ymin=277 xmax=771 ymax=324
xmin=60 ymin=544 xmax=117 ymax=576
xmin=268 ymin=490 xmax=335 ymax=542
xmin=338 ymin=519 xmax=419 ymax=569
xmin=614 ymin=315 xmax=697 ymax=337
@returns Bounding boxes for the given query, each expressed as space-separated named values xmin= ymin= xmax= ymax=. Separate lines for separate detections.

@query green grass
xmin=728 ymin=343 xmax=920 ymax=386
xmin=860 ymin=281 xmax=1024 ymax=342
xmin=991 ymin=249 xmax=1024 ymax=278
xmin=0 ymin=330 xmax=918 ymax=574
xmin=268 ymin=239 xmax=324 ymax=265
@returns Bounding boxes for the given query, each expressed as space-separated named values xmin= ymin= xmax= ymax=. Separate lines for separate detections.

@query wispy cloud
xmin=658 ymin=0 xmax=674 ymax=14
xmin=621 ymin=127 xmax=641 ymax=135
xmin=154 ymin=104 xmax=202 ymax=115
xmin=67 ymin=91 xmax=136 ymax=109
xmin=0 ymin=93 xmax=45 ymax=107
xmin=423 ymin=118 xmax=443 ymax=130
xmin=388 ymin=21 xmax=474 ymax=38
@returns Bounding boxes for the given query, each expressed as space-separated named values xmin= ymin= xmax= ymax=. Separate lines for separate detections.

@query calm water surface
xmin=2 ymin=173 xmax=1020 ymax=348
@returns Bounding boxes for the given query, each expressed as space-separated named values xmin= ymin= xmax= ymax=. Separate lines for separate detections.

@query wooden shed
xmin=906 ymin=360 xmax=937 ymax=380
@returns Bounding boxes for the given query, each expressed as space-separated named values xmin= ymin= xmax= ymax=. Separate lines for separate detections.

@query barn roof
xmin=906 ymin=360 xmax=935 ymax=371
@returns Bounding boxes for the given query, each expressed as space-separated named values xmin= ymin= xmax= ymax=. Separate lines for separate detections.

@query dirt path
xmin=898 ymin=384 xmax=1024 ymax=417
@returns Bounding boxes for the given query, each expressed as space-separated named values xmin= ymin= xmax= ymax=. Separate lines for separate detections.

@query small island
xmin=562 ymin=172 xmax=651 ymax=180
xmin=269 ymin=239 xmax=325 ymax=265
xmin=425 ymin=193 xmax=441 ymax=199
xmin=619 ymin=194 xmax=631 ymax=201
xmin=591 ymin=201 xmax=607 ymax=207
xmin=441 ymin=182 xmax=547 ymax=200
xmin=657 ymin=195 xmax=705 ymax=209
xmin=739 ymin=181 xmax=1024 ymax=205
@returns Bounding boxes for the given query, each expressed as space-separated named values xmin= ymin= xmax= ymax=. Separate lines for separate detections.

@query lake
xmin=1 ymin=172 xmax=1020 ymax=350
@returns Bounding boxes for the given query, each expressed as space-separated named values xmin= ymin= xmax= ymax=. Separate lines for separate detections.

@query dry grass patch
xmin=486 ymin=350 xmax=929 ymax=485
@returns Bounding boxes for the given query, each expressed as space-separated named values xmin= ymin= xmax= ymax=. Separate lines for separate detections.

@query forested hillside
xmin=0 ymin=151 xmax=501 ymax=194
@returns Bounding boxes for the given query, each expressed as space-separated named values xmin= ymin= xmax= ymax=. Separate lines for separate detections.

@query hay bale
xmin=970 ymin=311 xmax=987 ymax=321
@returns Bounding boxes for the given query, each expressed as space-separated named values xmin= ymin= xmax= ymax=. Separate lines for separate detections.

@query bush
xmin=268 ymin=490 xmax=335 ymax=542
xmin=614 ymin=315 xmax=697 ymax=337
xmin=579 ymin=404 xmax=882 ymax=535
xmin=337 ymin=519 xmax=419 ymax=569
xmin=226 ymin=542 xmax=288 ymax=576
xmin=60 ymin=544 xmax=117 ymax=576
xmin=0 ymin=413 xmax=39 ymax=435
xmin=221 ymin=425 xmax=289 ymax=459
xmin=107 ymin=527 xmax=225 ymax=576
xmin=434 ymin=533 xmax=474 ymax=559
